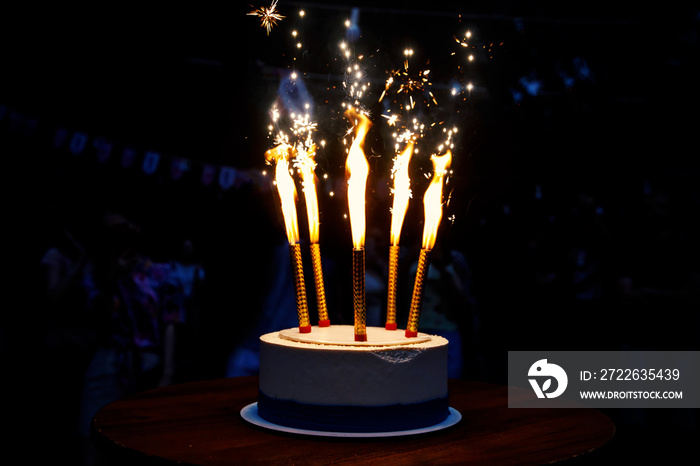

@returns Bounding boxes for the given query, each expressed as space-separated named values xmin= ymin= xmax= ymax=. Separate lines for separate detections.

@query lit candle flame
xmin=389 ymin=142 xmax=414 ymax=246
xmin=266 ymin=142 xmax=311 ymax=333
xmin=344 ymin=107 xmax=372 ymax=249
xmin=405 ymin=151 xmax=452 ymax=338
xmin=385 ymin=141 xmax=413 ymax=331
xmin=265 ymin=144 xmax=299 ymax=245
xmin=296 ymin=142 xmax=330 ymax=326
xmin=421 ymin=150 xmax=452 ymax=250
xmin=296 ymin=144 xmax=320 ymax=243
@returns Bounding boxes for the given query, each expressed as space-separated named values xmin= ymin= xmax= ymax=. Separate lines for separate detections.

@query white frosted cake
xmin=257 ymin=325 xmax=450 ymax=432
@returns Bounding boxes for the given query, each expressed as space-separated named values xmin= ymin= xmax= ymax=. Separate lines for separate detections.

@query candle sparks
xmin=379 ymin=59 xmax=435 ymax=108
xmin=253 ymin=6 xmax=476 ymax=339
xmin=248 ymin=0 xmax=285 ymax=36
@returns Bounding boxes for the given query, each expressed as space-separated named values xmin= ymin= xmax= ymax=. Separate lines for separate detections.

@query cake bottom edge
xmin=257 ymin=391 xmax=450 ymax=433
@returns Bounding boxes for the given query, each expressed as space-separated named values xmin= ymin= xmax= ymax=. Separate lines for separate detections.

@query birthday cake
xmin=257 ymin=325 xmax=449 ymax=433
xmin=251 ymin=74 xmax=456 ymax=432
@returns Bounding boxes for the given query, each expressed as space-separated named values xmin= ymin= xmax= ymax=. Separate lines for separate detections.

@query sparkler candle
xmin=406 ymin=150 xmax=452 ymax=338
xmin=386 ymin=141 xmax=414 ymax=330
xmin=344 ymin=107 xmax=372 ymax=341
xmin=296 ymin=145 xmax=330 ymax=326
xmin=265 ymin=144 xmax=311 ymax=333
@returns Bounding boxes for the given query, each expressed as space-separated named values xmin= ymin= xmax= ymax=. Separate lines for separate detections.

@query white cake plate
xmin=240 ymin=403 xmax=461 ymax=438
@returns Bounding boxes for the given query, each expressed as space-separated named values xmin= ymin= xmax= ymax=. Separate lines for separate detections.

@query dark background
xmin=2 ymin=1 xmax=698 ymax=464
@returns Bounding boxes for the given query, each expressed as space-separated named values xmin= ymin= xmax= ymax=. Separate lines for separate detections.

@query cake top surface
xmin=261 ymin=325 xmax=448 ymax=351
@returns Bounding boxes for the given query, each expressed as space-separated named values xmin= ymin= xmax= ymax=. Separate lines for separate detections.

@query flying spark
xmin=379 ymin=58 xmax=436 ymax=107
xmin=248 ymin=1 xmax=285 ymax=35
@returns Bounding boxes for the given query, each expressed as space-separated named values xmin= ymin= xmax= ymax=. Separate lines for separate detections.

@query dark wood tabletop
xmin=91 ymin=376 xmax=614 ymax=465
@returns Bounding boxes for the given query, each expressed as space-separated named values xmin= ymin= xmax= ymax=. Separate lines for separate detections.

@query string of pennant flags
xmin=0 ymin=100 xmax=591 ymax=221
xmin=1 ymin=100 xmax=665 ymax=222
xmin=0 ymin=102 xmax=271 ymax=193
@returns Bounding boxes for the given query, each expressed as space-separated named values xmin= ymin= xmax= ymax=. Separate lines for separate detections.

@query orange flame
xmin=296 ymin=145 xmax=320 ymax=243
xmin=266 ymin=144 xmax=299 ymax=245
xmin=389 ymin=142 xmax=414 ymax=246
xmin=421 ymin=150 xmax=452 ymax=250
xmin=344 ymin=107 xmax=372 ymax=249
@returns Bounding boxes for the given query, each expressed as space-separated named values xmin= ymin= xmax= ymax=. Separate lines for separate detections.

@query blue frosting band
xmin=257 ymin=391 xmax=450 ymax=433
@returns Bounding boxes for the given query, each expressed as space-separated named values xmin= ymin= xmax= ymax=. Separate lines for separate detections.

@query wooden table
xmin=92 ymin=376 xmax=614 ymax=465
